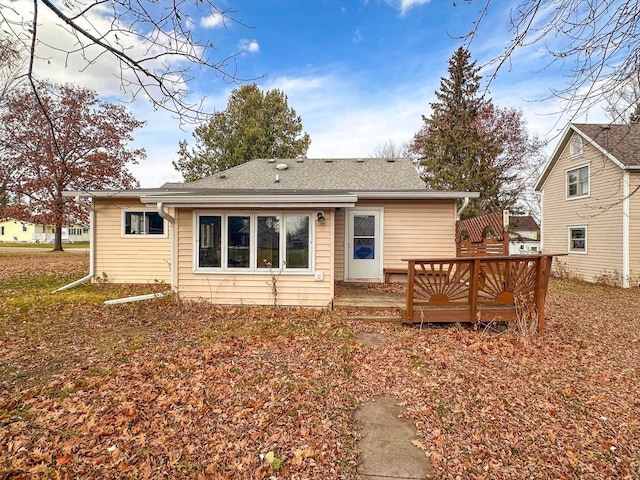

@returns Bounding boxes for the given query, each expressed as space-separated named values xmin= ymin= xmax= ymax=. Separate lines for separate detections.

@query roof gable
xmin=164 ymin=158 xmax=427 ymax=191
xmin=536 ymin=123 xmax=640 ymax=190
xmin=509 ymin=215 xmax=539 ymax=232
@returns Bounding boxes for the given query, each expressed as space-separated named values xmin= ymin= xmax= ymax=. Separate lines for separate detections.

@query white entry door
xmin=346 ymin=208 xmax=382 ymax=281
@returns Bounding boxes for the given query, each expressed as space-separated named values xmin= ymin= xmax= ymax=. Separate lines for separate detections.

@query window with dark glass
xmin=227 ymin=216 xmax=250 ymax=268
xmin=569 ymin=227 xmax=586 ymax=253
xmin=286 ymin=215 xmax=309 ymax=269
xmin=257 ymin=216 xmax=280 ymax=268
xmin=353 ymin=215 xmax=375 ymax=260
xmin=199 ymin=216 xmax=222 ymax=268
xmin=125 ymin=211 xmax=164 ymax=235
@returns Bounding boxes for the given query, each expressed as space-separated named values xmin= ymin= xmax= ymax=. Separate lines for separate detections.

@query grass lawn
xmin=0 ymin=242 xmax=89 ymax=249
xmin=1 ymin=252 xmax=638 ymax=479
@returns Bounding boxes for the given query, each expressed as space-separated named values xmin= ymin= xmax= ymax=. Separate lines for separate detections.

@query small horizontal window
xmin=124 ymin=211 xmax=165 ymax=235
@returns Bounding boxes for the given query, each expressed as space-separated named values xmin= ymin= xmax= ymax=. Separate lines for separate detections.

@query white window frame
xmin=570 ymin=134 xmax=583 ymax=157
xmin=566 ymin=164 xmax=590 ymax=200
xmin=568 ymin=226 xmax=587 ymax=254
xmin=122 ymin=209 xmax=168 ymax=237
xmin=193 ymin=211 xmax=315 ymax=274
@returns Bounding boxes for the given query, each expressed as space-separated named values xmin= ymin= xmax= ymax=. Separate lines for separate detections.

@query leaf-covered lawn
xmin=1 ymin=252 xmax=638 ymax=479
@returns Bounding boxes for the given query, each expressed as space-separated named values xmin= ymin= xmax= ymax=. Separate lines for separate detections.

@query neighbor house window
xmin=124 ymin=211 xmax=165 ymax=235
xmin=567 ymin=165 xmax=589 ymax=198
xmin=196 ymin=213 xmax=312 ymax=272
xmin=569 ymin=226 xmax=587 ymax=253
xmin=0 ymin=226 xmax=4 ymax=235
xmin=22 ymin=224 xmax=27 ymax=232
xmin=570 ymin=135 xmax=583 ymax=156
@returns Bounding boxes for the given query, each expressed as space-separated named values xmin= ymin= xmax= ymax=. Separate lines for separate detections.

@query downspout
xmin=156 ymin=202 xmax=176 ymax=291
xmin=101 ymin=202 xmax=176 ymax=305
xmin=622 ymin=171 xmax=630 ymax=288
xmin=456 ymin=197 xmax=470 ymax=220
xmin=51 ymin=197 xmax=95 ymax=293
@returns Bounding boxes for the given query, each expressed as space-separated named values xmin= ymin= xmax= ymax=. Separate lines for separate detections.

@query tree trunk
xmin=53 ymin=225 xmax=64 ymax=251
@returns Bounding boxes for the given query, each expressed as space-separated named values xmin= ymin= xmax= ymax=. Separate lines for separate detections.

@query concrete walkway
xmin=354 ymin=333 xmax=436 ymax=479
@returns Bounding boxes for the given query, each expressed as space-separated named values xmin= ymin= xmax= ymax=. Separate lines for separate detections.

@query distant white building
xmin=508 ymin=215 xmax=540 ymax=255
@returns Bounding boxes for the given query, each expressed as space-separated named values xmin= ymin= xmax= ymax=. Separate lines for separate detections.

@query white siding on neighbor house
xmin=541 ymin=139 xmax=624 ymax=282
xmin=175 ymin=208 xmax=334 ymax=306
xmin=94 ymin=199 xmax=172 ymax=284
xmin=627 ymin=171 xmax=640 ymax=284
xmin=334 ymin=199 xmax=457 ymax=280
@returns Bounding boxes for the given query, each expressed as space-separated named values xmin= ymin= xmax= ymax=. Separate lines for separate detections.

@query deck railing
xmin=403 ymin=255 xmax=554 ymax=334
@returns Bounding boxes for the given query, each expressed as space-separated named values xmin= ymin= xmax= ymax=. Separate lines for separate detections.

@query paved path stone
xmin=354 ymin=396 xmax=435 ymax=480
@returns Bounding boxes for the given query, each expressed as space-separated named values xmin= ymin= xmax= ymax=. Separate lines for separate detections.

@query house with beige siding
xmin=67 ymin=158 xmax=477 ymax=306
xmin=535 ymin=123 xmax=640 ymax=287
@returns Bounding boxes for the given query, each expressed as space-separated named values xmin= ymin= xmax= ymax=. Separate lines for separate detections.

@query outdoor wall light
xmin=316 ymin=211 xmax=325 ymax=223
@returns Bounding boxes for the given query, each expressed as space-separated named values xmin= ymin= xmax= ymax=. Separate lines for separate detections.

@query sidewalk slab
xmin=354 ymin=396 xmax=435 ymax=480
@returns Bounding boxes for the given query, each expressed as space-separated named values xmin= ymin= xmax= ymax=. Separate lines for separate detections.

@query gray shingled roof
xmin=163 ymin=158 xmax=428 ymax=191
xmin=573 ymin=123 xmax=640 ymax=167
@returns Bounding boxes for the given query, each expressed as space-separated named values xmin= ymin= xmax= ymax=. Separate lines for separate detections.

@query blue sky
xmin=20 ymin=0 xmax=610 ymax=187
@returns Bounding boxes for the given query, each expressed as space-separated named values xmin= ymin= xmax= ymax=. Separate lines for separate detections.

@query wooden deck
xmin=405 ymin=255 xmax=554 ymax=334
xmin=333 ymin=283 xmax=404 ymax=322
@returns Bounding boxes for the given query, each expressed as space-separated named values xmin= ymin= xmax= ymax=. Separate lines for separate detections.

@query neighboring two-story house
xmin=535 ymin=123 xmax=640 ymax=287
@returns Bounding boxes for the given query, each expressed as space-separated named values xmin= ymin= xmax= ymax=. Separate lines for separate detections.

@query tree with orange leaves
xmin=0 ymin=82 xmax=143 ymax=250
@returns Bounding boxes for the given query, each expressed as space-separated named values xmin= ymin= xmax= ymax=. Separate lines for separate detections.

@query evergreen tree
xmin=174 ymin=84 xmax=311 ymax=181
xmin=630 ymin=103 xmax=640 ymax=124
xmin=411 ymin=48 xmax=542 ymax=218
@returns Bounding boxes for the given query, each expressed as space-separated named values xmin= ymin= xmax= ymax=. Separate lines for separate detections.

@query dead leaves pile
xmin=1 ymin=254 xmax=639 ymax=479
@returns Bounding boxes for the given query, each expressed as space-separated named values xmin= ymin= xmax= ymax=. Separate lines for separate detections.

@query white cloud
xmin=395 ymin=0 xmax=431 ymax=15
xmin=200 ymin=13 xmax=225 ymax=28
xmin=239 ymin=39 xmax=260 ymax=54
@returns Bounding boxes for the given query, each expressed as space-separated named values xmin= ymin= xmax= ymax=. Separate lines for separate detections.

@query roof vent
xmin=296 ymin=158 xmax=304 ymax=163
xmin=268 ymin=159 xmax=276 ymax=163
xmin=219 ymin=174 xmax=227 ymax=179
xmin=325 ymin=159 xmax=333 ymax=163
xmin=356 ymin=159 xmax=365 ymax=163
xmin=387 ymin=159 xmax=396 ymax=162
xmin=275 ymin=163 xmax=289 ymax=171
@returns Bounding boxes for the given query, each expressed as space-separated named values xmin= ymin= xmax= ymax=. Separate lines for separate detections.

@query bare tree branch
xmin=466 ymin=0 xmax=640 ymax=120
xmin=1 ymin=0 xmax=255 ymax=124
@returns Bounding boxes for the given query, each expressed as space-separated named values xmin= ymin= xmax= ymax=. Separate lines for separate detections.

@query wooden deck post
xmin=469 ymin=258 xmax=479 ymax=323
xmin=534 ymin=255 xmax=553 ymax=335
xmin=406 ymin=260 xmax=415 ymax=324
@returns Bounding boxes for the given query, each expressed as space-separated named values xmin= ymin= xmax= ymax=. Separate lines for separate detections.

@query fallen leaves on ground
xmin=1 ymin=253 xmax=639 ymax=479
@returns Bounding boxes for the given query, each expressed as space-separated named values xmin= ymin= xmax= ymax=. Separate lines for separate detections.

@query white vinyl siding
xmin=539 ymin=135 xmax=624 ymax=282
xmin=340 ymin=199 xmax=456 ymax=278
xmin=94 ymin=200 xmax=172 ymax=284
xmin=178 ymin=208 xmax=333 ymax=306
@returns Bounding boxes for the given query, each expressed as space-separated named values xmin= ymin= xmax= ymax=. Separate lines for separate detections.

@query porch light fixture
xmin=316 ymin=211 xmax=325 ymax=223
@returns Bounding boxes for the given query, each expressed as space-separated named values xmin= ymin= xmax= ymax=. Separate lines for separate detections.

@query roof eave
xmin=140 ymin=193 xmax=359 ymax=208
xmin=356 ymin=191 xmax=479 ymax=199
